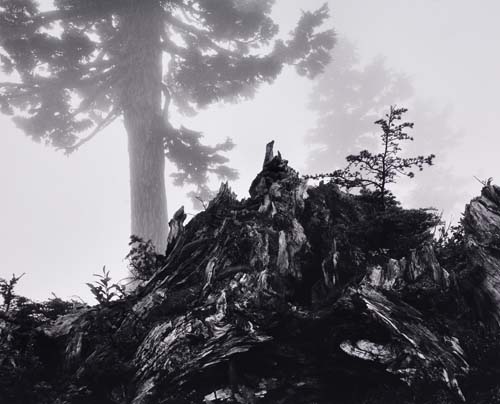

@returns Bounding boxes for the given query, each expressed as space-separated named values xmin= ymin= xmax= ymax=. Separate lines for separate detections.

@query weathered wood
xmin=7 ymin=143 xmax=500 ymax=404
xmin=463 ymin=184 xmax=500 ymax=325
xmin=263 ymin=140 xmax=274 ymax=168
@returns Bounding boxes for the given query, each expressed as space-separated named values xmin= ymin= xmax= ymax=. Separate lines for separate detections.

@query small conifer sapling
xmin=306 ymin=106 xmax=435 ymax=208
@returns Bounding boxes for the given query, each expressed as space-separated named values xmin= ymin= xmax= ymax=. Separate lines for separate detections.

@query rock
xmin=364 ymin=243 xmax=450 ymax=291
xmin=8 ymin=143 xmax=500 ymax=404
xmin=338 ymin=285 xmax=468 ymax=400
xmin=463 ymin=184 xmax=500 ymax=325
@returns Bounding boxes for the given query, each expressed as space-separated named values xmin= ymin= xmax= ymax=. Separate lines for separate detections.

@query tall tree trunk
xmin=121 ymin=2 xmax=168 ymax=250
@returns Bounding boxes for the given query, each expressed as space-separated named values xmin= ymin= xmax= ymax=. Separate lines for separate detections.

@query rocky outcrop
xmin=5 ymin=143 xmax=500 ymax=404
xmin=463 ymin=184 xmax=500 ymax=325
xmin=364 ymin=244 xmax=451 ymax=291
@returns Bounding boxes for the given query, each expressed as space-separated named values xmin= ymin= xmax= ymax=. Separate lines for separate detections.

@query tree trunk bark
xmin=120 ymin=2 xmax=168 ymax=250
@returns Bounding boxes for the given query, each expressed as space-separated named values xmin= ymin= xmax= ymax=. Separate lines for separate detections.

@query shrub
xmin=86 ymin=267 xmax=126 ymax=305
xmin=126 ymin=235 xmax=166 ymax=282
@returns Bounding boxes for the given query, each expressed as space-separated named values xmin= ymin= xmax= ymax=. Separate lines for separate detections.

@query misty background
xmin=1 ymin=0 xmax=498 ymax=302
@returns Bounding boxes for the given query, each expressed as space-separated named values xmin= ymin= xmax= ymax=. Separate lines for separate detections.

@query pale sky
xmin=1 ymin=0 xmax=498 ymax=302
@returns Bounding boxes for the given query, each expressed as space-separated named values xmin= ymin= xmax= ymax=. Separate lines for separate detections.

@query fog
xmin=1 ymin=0 xmax=499 ymax=302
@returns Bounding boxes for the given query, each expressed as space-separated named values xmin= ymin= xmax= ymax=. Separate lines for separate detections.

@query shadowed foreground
xmin=2 ymin=143 xmax=500 ymax=404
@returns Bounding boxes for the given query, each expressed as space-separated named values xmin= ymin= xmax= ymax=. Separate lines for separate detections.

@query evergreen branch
xmin=165 ymin=15 xmax=242 ymax=57
xmin=62 ymin=106 xmax=120 ymax=154
xmin=70 ymin=70 xmax=119 ymax=116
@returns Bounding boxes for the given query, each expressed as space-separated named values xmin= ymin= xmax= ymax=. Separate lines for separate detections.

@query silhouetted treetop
xmin=306 ymin=106 xmax=436 ymax=208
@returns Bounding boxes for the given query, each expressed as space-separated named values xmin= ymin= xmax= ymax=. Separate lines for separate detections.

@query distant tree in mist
xmin=307 ymin=37 xmax=466 ymax=214
xmin=0 ymin=1 xmax=335 ymax=249
xmin=307 ymin=38 xmax=413 ymax=172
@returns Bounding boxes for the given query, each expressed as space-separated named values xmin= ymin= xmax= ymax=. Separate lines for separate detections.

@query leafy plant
xmin=0 ymin=277 xmax=76 ymax=404
xmin=0 ymin=272 xmax=25 ymax=313
xmin=354 ymin=199 xmax=440 ymax=258
xmin=433 ymin=220 xmax=467 ymax=270
xmin=126 ymin=236 xmax=166 ymax=282
xmin=86 ymin=267 xmax=126 ymax=305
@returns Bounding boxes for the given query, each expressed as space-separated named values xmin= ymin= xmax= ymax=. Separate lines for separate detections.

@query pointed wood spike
xmin=166 ymin=206 xmax=186 ymax=249
xmin=172 ymin=205 xmax=187 ymax=222
xmin=263 ymin=141 xmax=275 ymax=168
